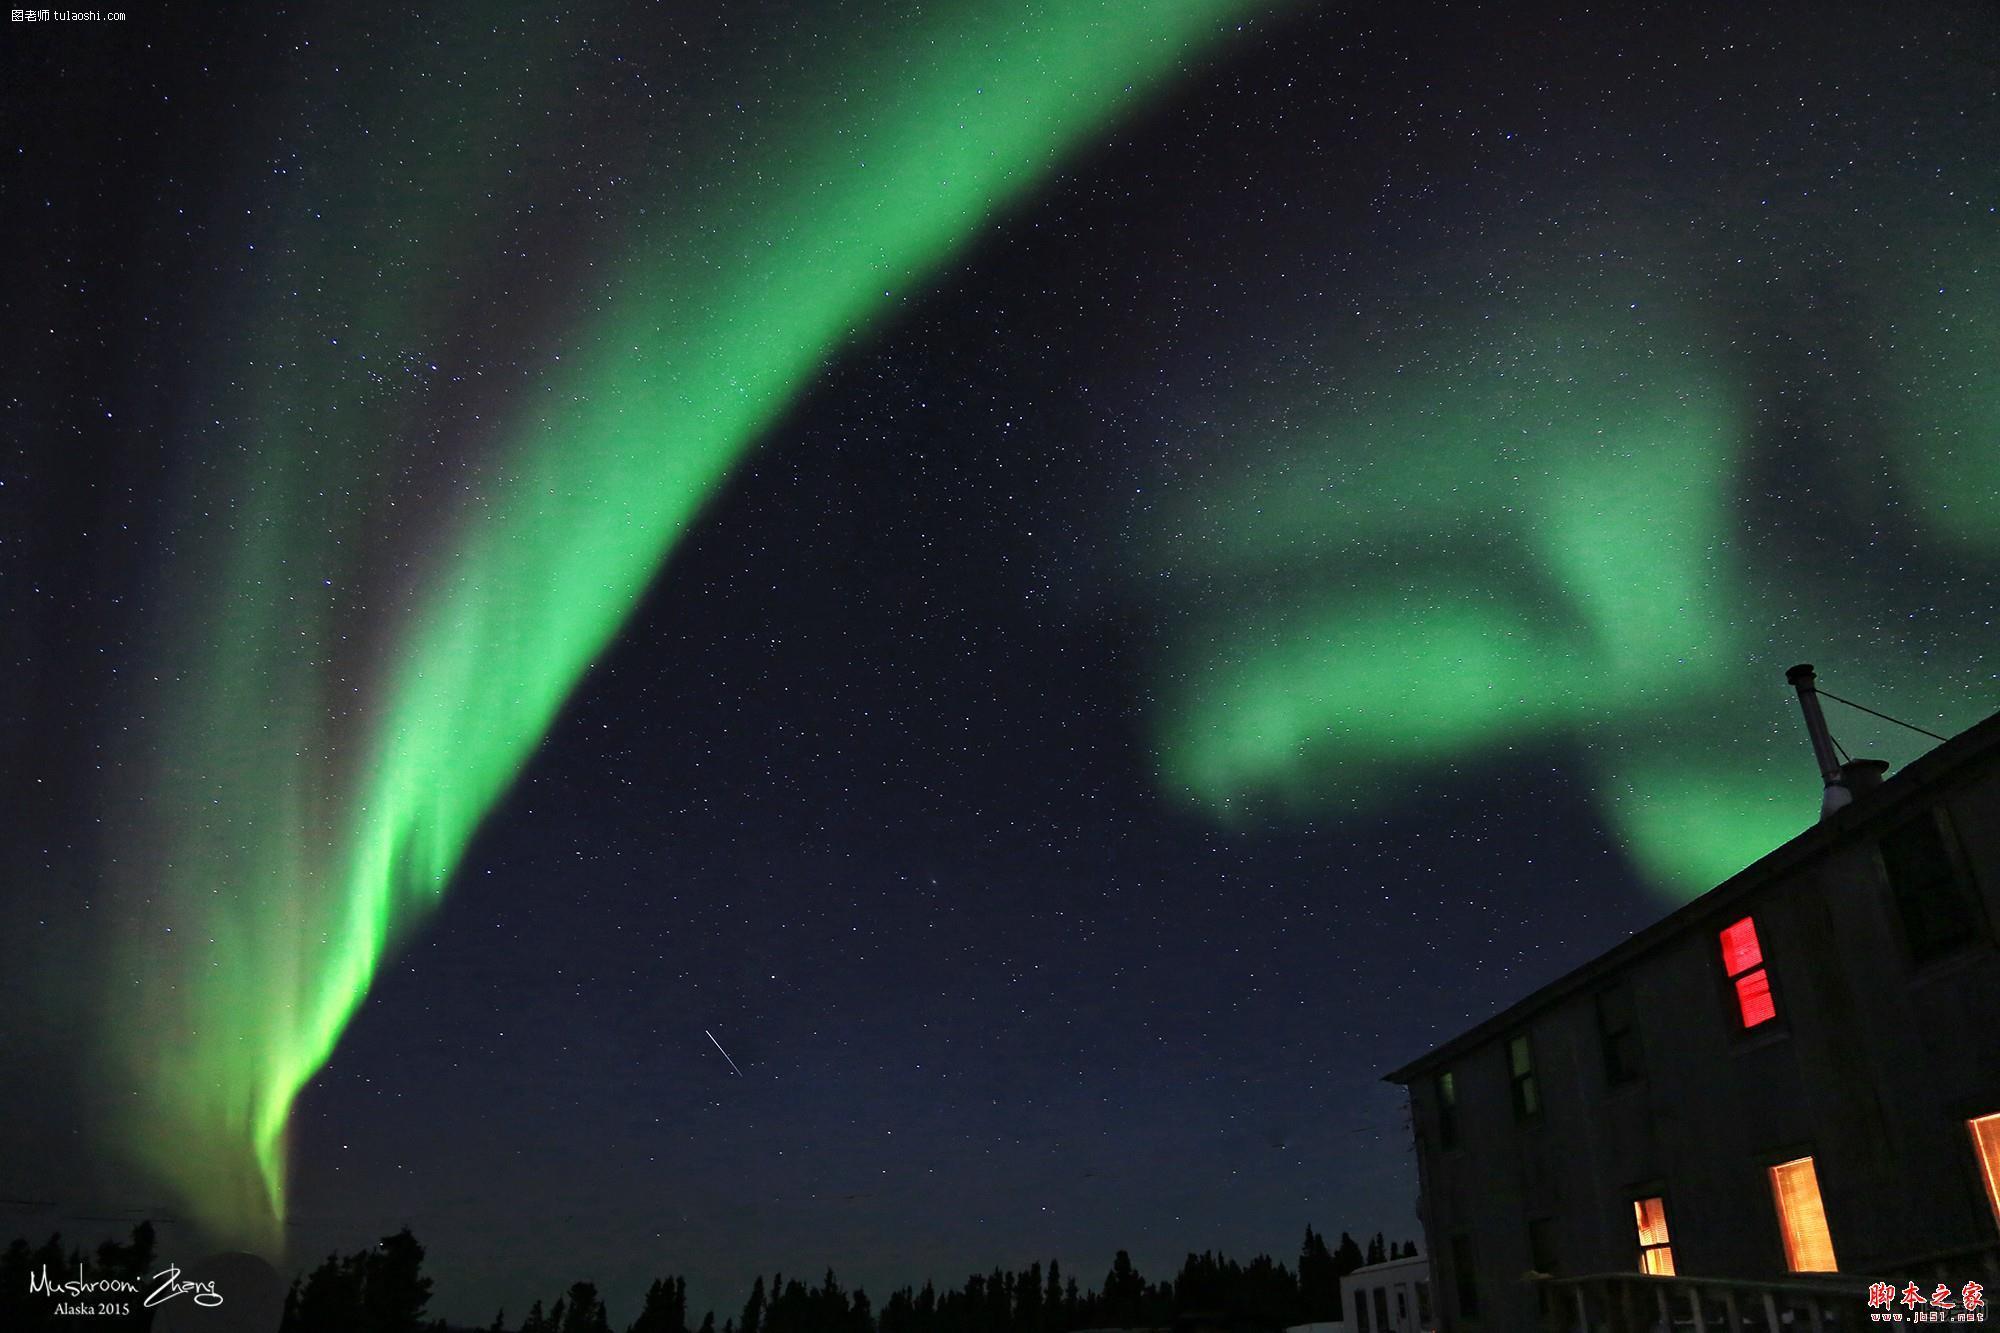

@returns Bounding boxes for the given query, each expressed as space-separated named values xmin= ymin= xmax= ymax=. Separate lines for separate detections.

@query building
xmin=1386 ymin=677 xmax=2000 ymax=1330
xmin=1340 ymin=1254 xmax=1433 ymax=1333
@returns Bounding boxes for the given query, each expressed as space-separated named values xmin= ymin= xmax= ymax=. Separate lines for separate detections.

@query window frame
xmin=1528 ymin=1216 xmax=1560 ymax=1318
xmin=1507 ymin=1033 xmax=1542 ymax=1122
xmin=1878 ymin=806 xmax=1990 ymax=968
xmin=1631 ymin=1193 xmax=1676 ymax=1276
xmin=1717 ymin=914 xmax=1782 ymax=1034
xmin=1450 ymin=1233 xmax=1479 ymax=1320
xmin=1436 ymin=1069 xmax=1460 ymax=1152
xmin=1766 ymin=1153 xmax=1840 ymax=1273
xmin=1970 ymin=1112 xmax=2000 ymax=1237
xmin=1595 ymin=982 xmax=1644 ymax=1086
xmin=1527 ymin=1217 xmax=1559 ymax=1275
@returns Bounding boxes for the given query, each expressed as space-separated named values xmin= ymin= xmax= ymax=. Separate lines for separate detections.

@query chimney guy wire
xmin=1808 ymin=686 xmax=1952 ymax=744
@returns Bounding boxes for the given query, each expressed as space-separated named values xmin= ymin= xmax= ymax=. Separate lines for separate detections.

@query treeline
xmin=483 ymin=1226 xmax=1414 ymax=1333
xmin=285 ymin=1226 xmax=435 ymax=1331
xmin=1 ymin=1221 xmax=161 ymax=1332
xmin=2 ymin=1220 xmax=1418 ymax=1333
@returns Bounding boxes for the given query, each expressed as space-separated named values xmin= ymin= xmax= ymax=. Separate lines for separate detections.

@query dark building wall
xmin=1398 ymin=725 xmax=2000 ymax=1332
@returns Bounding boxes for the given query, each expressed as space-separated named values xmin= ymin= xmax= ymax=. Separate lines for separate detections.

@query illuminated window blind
xmin=1719 ymin=917 xmax=1762 ymax=974
xmin=1633 ymin=1196 xmax=1675 ymax=1275
xmin=1734 ymin=968 xmax=1777 ymax=1027
xmin=1719 ymin=916 xmax=1778 ymax=1028
xmin=1972 ymin=1114 xmax=2000 ymax=1231
xmin=1769 ymin=1157 xmax=1839 ymax=1272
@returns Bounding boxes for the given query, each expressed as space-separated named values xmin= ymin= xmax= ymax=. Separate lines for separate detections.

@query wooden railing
xmin=1534 ymin=1271 xmax=1876 ymax=1332
xmin=1533 ymin=1244 xmax=2000 ymax=1333
xmin=1879 ymin=1239 xmax=2000 ymax=1294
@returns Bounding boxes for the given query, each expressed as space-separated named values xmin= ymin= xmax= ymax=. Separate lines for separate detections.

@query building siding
xmin=1390 ymin=716 xmax=2000 ymax=1331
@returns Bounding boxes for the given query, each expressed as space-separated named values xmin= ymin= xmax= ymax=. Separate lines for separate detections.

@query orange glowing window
xmin=1719 ymin=916 xmax=1777 ymax=1028
xmin=1769 ymin=1157 xmax=1839 ymax=1272
xmin=1972 ymin=1114 xmax=2000 ymax=1231
xmin=1633 ymin=1196 xmax=1675 ymax=1275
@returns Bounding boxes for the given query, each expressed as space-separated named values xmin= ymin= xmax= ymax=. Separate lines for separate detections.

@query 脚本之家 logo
xmin=1869 ymin=1281 xmax=1987 ymax=1323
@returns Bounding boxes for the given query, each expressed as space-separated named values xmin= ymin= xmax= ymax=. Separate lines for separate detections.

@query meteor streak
xmin=98 ymin=0 xmax=1270 ymax=1252
xmin=705 ymin=1031 xmax=744 ymax=1079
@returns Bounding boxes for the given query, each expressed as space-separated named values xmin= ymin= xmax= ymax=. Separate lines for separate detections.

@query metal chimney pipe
xmin=1786 ymin=664 xmax=1850 ymax=818
xmin=1840 ymin=759 xmax=1889 ymax=794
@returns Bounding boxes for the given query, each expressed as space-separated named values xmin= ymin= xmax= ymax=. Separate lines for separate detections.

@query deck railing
xmin=1533 ymin=1264 xmax=1956 ymax=1333
xmin=1534 ymin=1243 xmax=2000 ymax=1332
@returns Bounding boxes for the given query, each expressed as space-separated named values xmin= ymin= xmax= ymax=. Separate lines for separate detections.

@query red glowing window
xmin=1720 ymin=917 xmax=1763 ymax=973
xmin=1735 ymin=969 xmax=1777 ymax=1027
xmin=1720 ymin=915 xmax=1778 ymax=1029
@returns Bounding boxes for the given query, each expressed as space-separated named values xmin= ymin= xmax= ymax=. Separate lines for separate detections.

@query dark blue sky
xmin=5 ymin=0 xmax=1995 ymax=1326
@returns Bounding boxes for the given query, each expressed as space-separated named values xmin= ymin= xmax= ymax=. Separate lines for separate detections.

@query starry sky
xmin=4 ymin=0 xmax=1997 ymax=1326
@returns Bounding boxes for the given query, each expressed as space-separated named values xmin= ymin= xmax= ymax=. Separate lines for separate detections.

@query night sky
xmin=5 ymin=0 xmax=1997 ymax=1326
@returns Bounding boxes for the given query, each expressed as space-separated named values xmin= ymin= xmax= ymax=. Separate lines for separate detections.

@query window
xmin=1451 ymin=1234 xmax=1479 ymax=1318
xmin=1719 ymin=916 xmax=1778 ymax=1028
xmin=1396 ymin=1286 xmax=1408 ymax=1322
xmin=1529 ymin=1217 xmax=1560 ymax=1316
xmin=1971 ymin=1114 xmax=2000 ymax=1233
xmin=1416 ymin=1281 xmax=1432 ymax=1325
xmin=1597 ymin=983 xmax=1644 ymax=1084
xmin=1508 ymin=1034 xmax=1540 ymax=1119
xmin=1528 ymin=1217 xmax=1559 ymax=1275
xmin=1437 ymin=1070 xmax=1459 ymax=1150
xmin=1769 ymin=1156 xmax=1839 ymax=1272
xmin=1373 ymin=1287 xmax=1389 ymax=1331
xmin=1354 ymin=1287 xmax=1371 ymax=1333
xmin=1633 ymin=1196 xmax=1676 ymax=1275
xmin=1882 ymin=811 xmax=1982 ymax=964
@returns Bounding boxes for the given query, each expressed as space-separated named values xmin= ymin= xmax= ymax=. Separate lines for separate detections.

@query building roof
xmin=1382 ymin=706 xmax=2000 ymax=1086
xmin=1342 ymin=1255 xmax=1429 ymax=1279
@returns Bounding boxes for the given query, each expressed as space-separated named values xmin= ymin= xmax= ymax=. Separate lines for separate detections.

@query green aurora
xmin=1137 ymin=212 xmax=1999 ymax=892
xmin=106 ymin=0 xmax=1272 ymax=1254
xmin=96 ymin=0 xmax=1997 ymax=1262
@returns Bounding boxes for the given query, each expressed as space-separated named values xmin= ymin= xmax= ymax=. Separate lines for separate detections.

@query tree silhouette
xmin=2 ymin=1232 xmax=86 ymax=1332
xmin=558 ymin=1280 xmax=612 ymax=1333
xmin=0 ymin=1215 xmax=1422 ymax=1333
xmin=1102 ymin=1251 xmax=1143 ymax=1328
xmin=98 ymin=1220 xmax=157 ymax=1327
xmin=277 ymin=1226 xmax=431 ymax=1333
xmin=632 ymin=1276 xmax=689 ymax=1333
xmin=1297 ymin=1226 xmax=1338 ymax=1323
xmin=367 ymin=1228 xmax=435 ymax=1332
xmin=286 ymin=1251 xmax=365 ymax=1332
xmin=0 ymin=1221 xmax=157 ymax=1333
xmin=740 ymin=1275 xmax=768 ymax=1333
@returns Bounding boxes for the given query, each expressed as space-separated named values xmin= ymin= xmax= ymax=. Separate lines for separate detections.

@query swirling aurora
xmin=26 ymin=0 xmax=1991 ymax=1278
xmin=100 ymin=0 xmax=1273 ymax=1252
